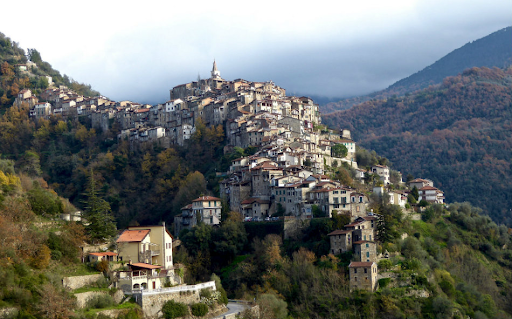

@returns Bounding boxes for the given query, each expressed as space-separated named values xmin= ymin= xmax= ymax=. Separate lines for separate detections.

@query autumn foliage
xmin=324 ymin=67 xmax=512 ymax=225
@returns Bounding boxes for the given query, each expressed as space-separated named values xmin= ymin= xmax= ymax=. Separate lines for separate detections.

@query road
xmin=213 ymin=302 xmax=249 ymax=318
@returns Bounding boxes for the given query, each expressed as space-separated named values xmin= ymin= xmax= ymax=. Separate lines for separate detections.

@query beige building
xmin=116 ymin=225 xmax=174 ymax=268
xmin=88 ymin=252 xmax=118 ymax=263
xmin=116 ymin=224 xmax=180 ymax=292
xmin=349 ymin=262 xmax=378 ymax=292
xmin=192 ymin=196 xmax=222 ymax=225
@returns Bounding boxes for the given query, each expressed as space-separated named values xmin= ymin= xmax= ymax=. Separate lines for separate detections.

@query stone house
xmin=345 ymin=218 xmax=375 ymax=242
xmin=174 ymin=204 xmax=196 ymax=237
xmin=349 ymin=262 xmax=378 ymax=292
xmin=353 ymin=241 xmax=377 ymax=262
xmin=250 ymin=161 xmax=283 ymax=199
xmin=240 ymin=198 xmax=270 ymax=219
xmin=327 ymin=229 xmax=353 ymax=254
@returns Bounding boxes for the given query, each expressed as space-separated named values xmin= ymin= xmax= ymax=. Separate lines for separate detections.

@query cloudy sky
xmin=1 ymin=0 xmax=510 ymax=105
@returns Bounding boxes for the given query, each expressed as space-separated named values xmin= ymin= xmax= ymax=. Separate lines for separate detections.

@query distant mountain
xmin=321 ymin=26 xmax=512 ymax=113
xmin=323 ymin=66 xmax=512 ymax=225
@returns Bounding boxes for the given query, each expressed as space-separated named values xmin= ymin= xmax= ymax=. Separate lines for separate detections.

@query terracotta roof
xmin=409 ymin=178 xmax=429 ymax=183
xmin=193 ymin=196 xmax=221 ymax=202
xmin=353 ymin=240 xmax=374 ymax=245
xmin=328 ymin=229 xmax=352 ymax=236
xmin=130 ymin=263 xmax=162 ymax=269
xmin=361 ymin=216 xmax=378 ymax=221
xmin=241 ymin=198 xmax=270 ymax=205
xmin=349 ymin=262 xmax=375 ymax=268
xmin=116 ymin=229 xmax=150 ymax=242
xmin=419 ymin=186 xmax=438 ymax=191
xmin=135 ymin=108 xmax=150 ymax=113
xmin=345 ymin=220 xmax=365 ymax=228
xmin=181 ymin=204 xmax=192 ymax=210
xmin=89 ymin=252 xmax=118 ymax=256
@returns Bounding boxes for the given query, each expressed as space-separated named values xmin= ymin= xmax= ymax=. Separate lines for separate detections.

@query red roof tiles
xmin=116 ymin=229 xmax=150 ymax=243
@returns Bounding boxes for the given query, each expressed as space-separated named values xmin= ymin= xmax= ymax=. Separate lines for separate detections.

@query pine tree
xmin=82 ymin=170 xmax=117 ymax=243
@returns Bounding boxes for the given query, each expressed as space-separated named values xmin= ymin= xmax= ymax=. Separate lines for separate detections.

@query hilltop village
xmin=13 ymin=61 xmax=449 ymax=296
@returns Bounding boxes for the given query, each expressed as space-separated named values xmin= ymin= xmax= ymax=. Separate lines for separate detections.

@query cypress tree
xmin=82 ymin=170 xmax=116 ymax=243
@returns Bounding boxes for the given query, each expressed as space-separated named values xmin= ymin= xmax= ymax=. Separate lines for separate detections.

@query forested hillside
xmin=323 ymin=67 xmax=512 ymax=225
xmin=321 ymin=26 xmax=512 ymax=113
xmin=0 ymin=32 xmax=99 ymax=111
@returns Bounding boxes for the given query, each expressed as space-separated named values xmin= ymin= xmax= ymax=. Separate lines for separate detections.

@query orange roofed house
xmin=115 ymin=224 xmax=182 ymax=292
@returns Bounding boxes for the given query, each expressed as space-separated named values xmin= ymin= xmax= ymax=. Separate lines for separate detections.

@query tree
xmin=331 ymin=143 xmax=348 ymax=158
xmin=162 ymin=300 xmax=188 ymax=319
xmin=82 ymin=170 xmax=117 ymax=243
xmin=27 ymin=186 xmax=64 ymax=217
xmin=27 ymin=48 xmax=42 ymax=64
xmin=37 ymin=283 xmax=75 ymax=319
xmin=257 ymin=293 xmax=289 ymax=319
xmin=17 ymin=150 xmax=42 ymax=177
xmin=411 ymin=186 xmax=419 ymax=201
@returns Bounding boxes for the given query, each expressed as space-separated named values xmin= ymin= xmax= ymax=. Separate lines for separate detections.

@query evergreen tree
xmin=82 ymin=170 xmax=116 ymax=243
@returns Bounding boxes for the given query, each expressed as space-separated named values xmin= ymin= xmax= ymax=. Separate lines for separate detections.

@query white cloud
xmin=0 ymin=0 xmax=510 ymax=103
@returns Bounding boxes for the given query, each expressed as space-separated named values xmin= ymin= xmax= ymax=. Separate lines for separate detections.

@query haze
xmin=1 ymin=0 xmax=510 ymax=105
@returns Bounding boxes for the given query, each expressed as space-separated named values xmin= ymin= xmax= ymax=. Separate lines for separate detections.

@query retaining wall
xmin=62 ymin=274 xmax=104 ymax=290
xmin=137 ymin=281 xmax=216 ymax=318
xmin=74 ymin=290 xmax=125 ymax=309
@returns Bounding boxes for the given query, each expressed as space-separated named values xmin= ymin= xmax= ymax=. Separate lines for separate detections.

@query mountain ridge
xmin=323 ymin=66 xmax=512 ymax=225
xmin=321 ymin=26 xmax=512 ymax=114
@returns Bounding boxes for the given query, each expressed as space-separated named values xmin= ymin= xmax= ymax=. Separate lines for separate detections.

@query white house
xmin=165 ymin=99 xmax=184 ymax=112
xmin=418 ymin=186 xmax=444 ymax=204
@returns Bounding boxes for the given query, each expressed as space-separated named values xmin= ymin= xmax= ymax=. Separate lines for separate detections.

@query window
xmin=364 ymin=268 xmax=367 ymax=273
xmin=354 ymin=268 xmax=357 ymax=274
xmin=366 ymin=243 xmax=369 ymax=248
xmin=366 ymin=252 xmax=370 ymax=257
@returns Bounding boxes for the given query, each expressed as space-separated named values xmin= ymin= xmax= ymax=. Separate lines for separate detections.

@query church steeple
xmin=211 ymin=59 xmax=221 ymax=79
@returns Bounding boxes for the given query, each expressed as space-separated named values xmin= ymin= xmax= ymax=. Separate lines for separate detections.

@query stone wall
xmin=75 ymin=290 xmax=125 ymax=309
xmin=95 ymin=308 xmax=133 ymax=319
xmin=140 ymin=290 xmax=200 ymax=318
xmin=283 ymin=218 xmax=310 ymax=240
xmin=62 ymin=274 xmax=104 ymax=290
xmin=137 ymin=281 xmax=216 ymax=318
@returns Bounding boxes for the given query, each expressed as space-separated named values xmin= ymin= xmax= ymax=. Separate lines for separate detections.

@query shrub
xmin=87 ymin=294 xmax=114 ymax=309
xmin=96 ymin=260 xmax=109 ymax=273
xmin=199 ymin=288 xmax=212 ymax=299
xmin=191 ymin=303 xmax=209 ymax=317
xmin=378 ymin=259 xmax=392 ymax=271
xmin=378 ymin=278 xmax=391 ymax=288
xmin=162 ymin=300 xmax=188 ymax=319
